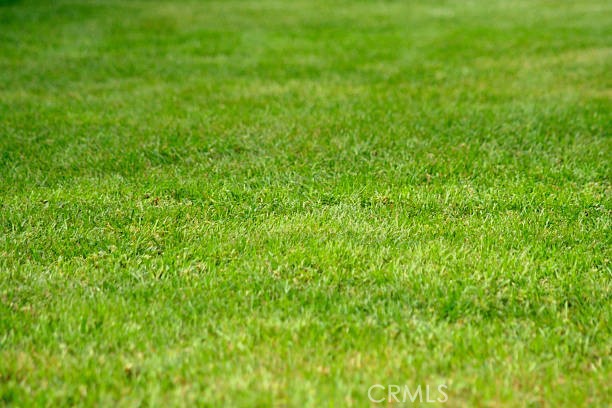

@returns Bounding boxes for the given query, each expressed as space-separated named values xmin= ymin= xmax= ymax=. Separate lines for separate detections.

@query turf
xmin=0 ymin=0 xmax=610 ymax=406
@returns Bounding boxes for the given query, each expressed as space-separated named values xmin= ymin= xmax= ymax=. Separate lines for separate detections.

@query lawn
xmin=0 ymin=0 xmax=610 ymax=406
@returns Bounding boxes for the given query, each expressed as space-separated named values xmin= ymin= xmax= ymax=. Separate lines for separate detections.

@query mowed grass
xmin=0 ymin=0 xmax=610 ymax=406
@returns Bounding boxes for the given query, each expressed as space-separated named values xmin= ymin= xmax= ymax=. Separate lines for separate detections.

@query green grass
xmin=0 ymin=0 xmax=610 ymax=406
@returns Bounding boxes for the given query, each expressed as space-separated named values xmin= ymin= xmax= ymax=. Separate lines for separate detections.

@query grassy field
xmin=0 ymin=0 xmax=610 ymax=406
